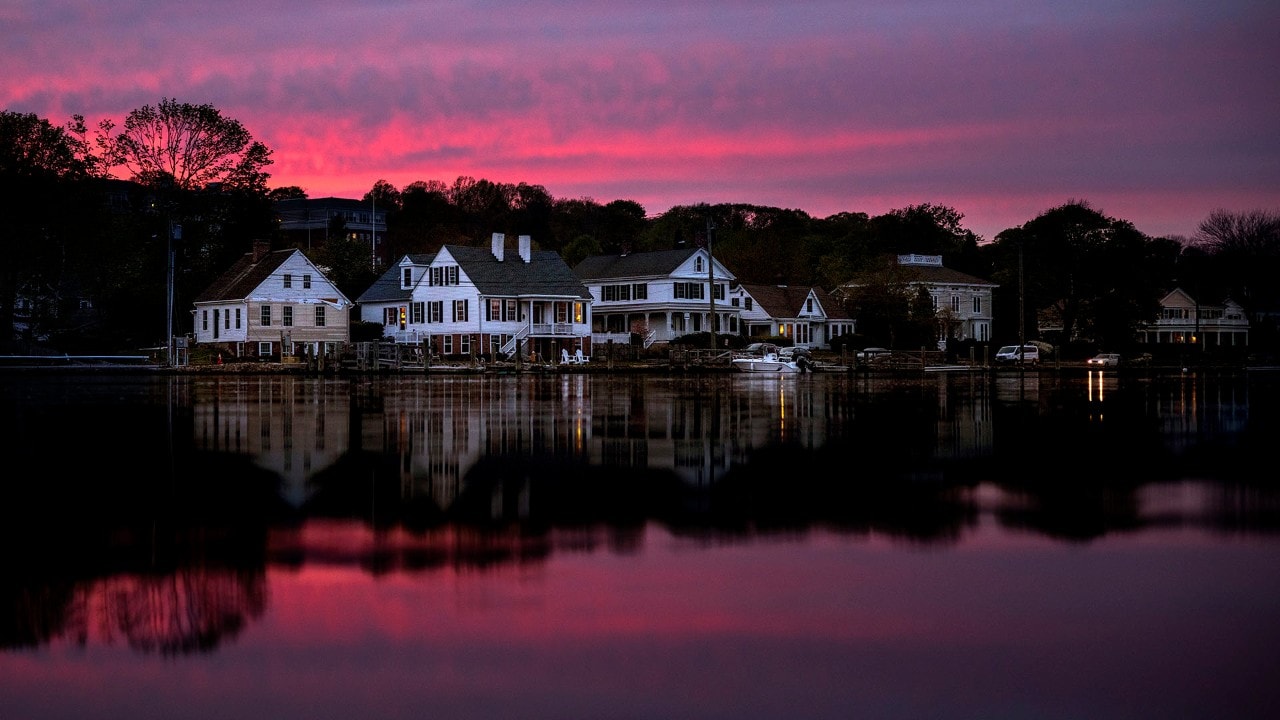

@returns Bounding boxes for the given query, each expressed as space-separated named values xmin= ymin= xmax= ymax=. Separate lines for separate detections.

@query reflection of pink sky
xmin=4 ymin=521 xmax=1278 ymax=719
xmin=4 ymin=1 xmax=1278 ymax=242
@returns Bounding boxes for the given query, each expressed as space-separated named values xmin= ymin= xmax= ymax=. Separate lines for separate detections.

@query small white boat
xmin=731 ymin=343 xmax=801 ymax=374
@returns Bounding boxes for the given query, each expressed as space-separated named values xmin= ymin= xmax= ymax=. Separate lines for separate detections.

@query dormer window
xmin=402 ymin=267 xmax=413 ymax=288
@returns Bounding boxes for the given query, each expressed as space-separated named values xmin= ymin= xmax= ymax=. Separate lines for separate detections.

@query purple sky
xmin=4 ymin=0 xmax=1277 ymax=241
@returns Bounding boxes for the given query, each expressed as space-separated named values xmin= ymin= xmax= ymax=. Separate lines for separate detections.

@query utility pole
xmin=166 ymin=220 xmax=181 ymax=367
xmin=706 ymin=217 xmax=716 ymax=350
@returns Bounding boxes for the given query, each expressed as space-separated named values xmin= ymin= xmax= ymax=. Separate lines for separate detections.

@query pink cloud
xmin=3 ymin=1 xmax=1276 ymax=242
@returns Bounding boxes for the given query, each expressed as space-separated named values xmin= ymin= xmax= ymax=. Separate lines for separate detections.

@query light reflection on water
xmin=2 ymin=370 xmax=1277 ymax=720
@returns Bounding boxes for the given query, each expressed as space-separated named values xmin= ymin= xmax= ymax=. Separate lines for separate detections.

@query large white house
xmin=835 ymin=254 xmax=996 ymax=346
xmin=191 ymin=241 xmax=352 ymax=359
xmin=573 ymin=247 xmax=739 ymax=347
xmin=356 ymin=233 xmax=593 ymax=360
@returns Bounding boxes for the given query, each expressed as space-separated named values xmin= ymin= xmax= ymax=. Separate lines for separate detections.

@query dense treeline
xmin=4 ymin=104 xmax=1278 ymax=357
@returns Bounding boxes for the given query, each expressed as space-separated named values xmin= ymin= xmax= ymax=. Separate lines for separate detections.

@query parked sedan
xmin=1087 ymin=353 xmax=1122 ymax=367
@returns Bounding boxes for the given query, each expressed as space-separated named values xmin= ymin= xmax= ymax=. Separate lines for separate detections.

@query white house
xmin=1138 ymin=287 xmax=1249 ymax=349
xmin=573 ymin=247 xmax=739 ymax=347
xmin=356 ymin=233 xmax=593 ymax=360
xmin=835 ymin=254 xmax=996 ymax=346
xmin=191 ymin=241 xmax=352 ymax=359
xmin=732 ymin=283 xmax=854 ymax=349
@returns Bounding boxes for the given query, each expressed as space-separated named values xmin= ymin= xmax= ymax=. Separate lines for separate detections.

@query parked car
xmin=1087 ymin=352 xmax=1122 ymax=367
xmin=779 ymin=346 xmax=811 ymax=360
xmin=994 ymin=344 xmax=1040 ymax=365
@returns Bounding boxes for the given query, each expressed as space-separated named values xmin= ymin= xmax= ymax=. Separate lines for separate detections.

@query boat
xmin=731 ymin=343 xmax=802 ymax=374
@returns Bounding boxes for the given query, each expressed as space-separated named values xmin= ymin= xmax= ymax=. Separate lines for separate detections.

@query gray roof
xmin=738 ymin=283 xmax=853 ymax=321
xmin=357 ymin=246 xmax=591 ymax=304
xmin=195 ymin=248 xmax=296 ymax=302
xmin=573 ymin=248 xmax=700 ymax=280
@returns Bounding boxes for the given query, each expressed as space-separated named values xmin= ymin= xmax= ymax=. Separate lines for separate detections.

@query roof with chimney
xmin=356 ymin=239 xmax=591 ymax=304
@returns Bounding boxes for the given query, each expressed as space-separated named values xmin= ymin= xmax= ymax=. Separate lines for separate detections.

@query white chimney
xmin=491 ymin=232 xmax=505 ymax=262
xmin=518 ymin=235 xmax=531 ymax=263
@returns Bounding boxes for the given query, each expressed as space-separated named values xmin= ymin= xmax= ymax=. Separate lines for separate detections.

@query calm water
xmin=2 ymin=369 xmax=1277 ymax=720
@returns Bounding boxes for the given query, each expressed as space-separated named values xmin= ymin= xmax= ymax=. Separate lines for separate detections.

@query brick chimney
xmin=252 ymin=239 xmax=270 ymax=263
xmin=518 ymin=235 xmax=531 ymax=263
xmin=491 ymin=232 xmax=505 ymax=262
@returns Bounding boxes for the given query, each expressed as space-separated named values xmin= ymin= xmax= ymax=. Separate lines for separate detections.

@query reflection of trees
xmin=97 ymin=569 xmax=264 ymax=655
xmin=4 ymin=558 xmax=266 ymax=655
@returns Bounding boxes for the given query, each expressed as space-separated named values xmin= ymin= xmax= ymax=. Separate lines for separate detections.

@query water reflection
xmin=2 ymin=370 xmax=1276 ymax=660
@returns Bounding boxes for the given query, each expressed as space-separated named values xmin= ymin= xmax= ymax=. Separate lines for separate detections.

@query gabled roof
xmin=738 ymin=283 xmax=813 ymax=319
xmin=195 ymin=248 xmax=298 ymax=302
xmin=448 ymin=245 xmax=591 ymax=298
xmin=573 ymin=248 xmax=702 ymax=280
xmin=356 ymin=246 xmax=591 ymax=304
xmin=738 ymin=283 xmax=854 ymax=321
xmin=356 ymin=254 xmax=432 ymax=304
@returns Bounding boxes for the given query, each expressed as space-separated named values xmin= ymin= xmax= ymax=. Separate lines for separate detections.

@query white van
xmin=995 ymin=344 xmax=1040 ymax=365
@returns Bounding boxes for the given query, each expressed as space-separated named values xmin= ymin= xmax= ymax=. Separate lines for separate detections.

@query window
xmin=460 ymin=334 xmax=471 ymax=355
xmin=603 ymin=284 xmax=631 ymax=302
xmin=806 ymin=299 xmax=814 ymax=313
xmin=555 ymin=302 xmax=568 ymax=323
xmin=448 ymin=266 xmax=459 ymax=285
xmin=713 ymin=283 xmax=725 ymax=301
xmin=442 ymin=335 xmax=453 ymax=354
xmin=303 ymin=274 xmax=311 ymax=289
xmin=506 ymin=299 xmax=518 ymax=321
xmin=488 ymin=299 xmax=502 ymax=321
xmin=202 ymin=309 xmax=209 ymax=331
xmin=283 ymin=306 xmax=293 ymax=327
xmin=633 ymin=283 xmax=647 ymax=299
xmin=213 ymin=310 xmax=220 ymax=339
xmin=260 ymin=305 xmax=272 ymax=326
xmin=674 ymin=282 xmax=704 ymax=299
xmin=411 ymin=302 xmax=424 ymax=324
xmin=383 ymin=307 xmax=397 ymax=325
xmin=745 ymin=297 xmax=753 ymax=311
xmin=258 ymin=341 xmax=273 ymax=356
xmin=283 ymin=273 xmax=292 ymax=289
xmin=452 ymin=299 xmax=468 ymax=322
xmin=235 ymin=308 xmax=241 ymax=329
xmin=224 ymin=309 xmax=230 ymax=329
xmin=428 ymin=301 xmax=443 ymax=323
xmin=695 ymin=257 xmax=704 ymax=273
xmin=973 ymin=296 xmax=982 ymax=313
xmin=951 ymin=296 xmax=960 ymax=312
xmin=315 ymin=305 xmax=326 ymax=327
xmin=402 ymin=268 xmax=413 ymax=288
xmin=573 ymin=302 xmax=585 ymax=323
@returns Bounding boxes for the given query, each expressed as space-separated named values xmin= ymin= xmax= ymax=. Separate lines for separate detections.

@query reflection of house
xmin=274 ymin=196 xmax=388 ymax=267
xmin=834 ymin=254 xmax=996 ymax=345
xmin=732 ymin=283 xmax=854 ymax=349
xmin=192 ymin=241 xmax=352 ymax=358
xmin=1138 ymin=287 xmax=1249 ymax=349
xmin=574 ymin=247 xmax=739 ymax=347
xmin=356 ymin=233 xmax=593 ymax=360
xmin=190 ymin=377 xmax=352 ymax=507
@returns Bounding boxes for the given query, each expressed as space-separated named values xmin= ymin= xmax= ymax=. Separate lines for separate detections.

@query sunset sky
xmin=4 ymin=0 xmax=1277 ymax=241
